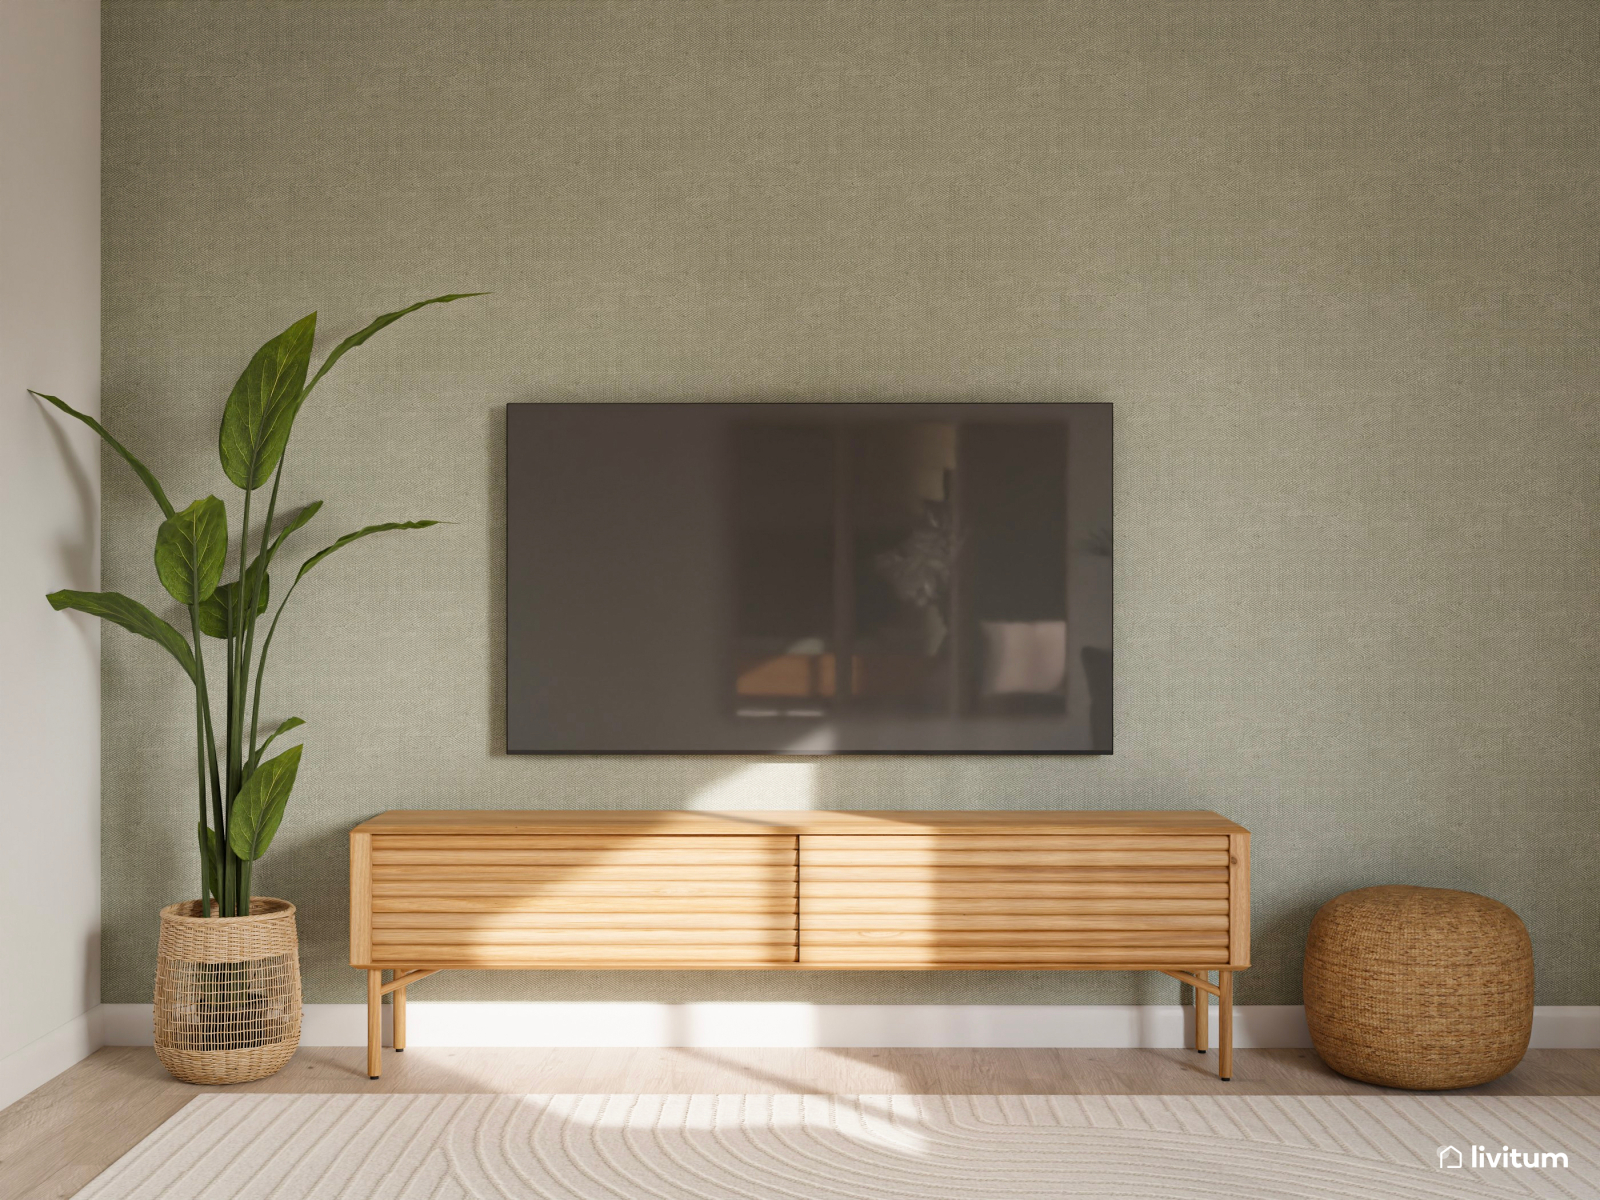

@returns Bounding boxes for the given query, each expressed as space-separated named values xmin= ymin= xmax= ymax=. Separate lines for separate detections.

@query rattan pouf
xmin=1303 ymin=885 xmax=1532 ymax=1090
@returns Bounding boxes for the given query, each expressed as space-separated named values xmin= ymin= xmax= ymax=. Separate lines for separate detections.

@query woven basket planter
xmin=153 ymin=897 xmax=302 ymax=1085
xmin=1303 ymin=885 xmax=1533 ymax=1090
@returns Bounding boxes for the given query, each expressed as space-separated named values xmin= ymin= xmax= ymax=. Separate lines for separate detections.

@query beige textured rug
xmin=75 ymin=1093 xmax=1600 ymax=1199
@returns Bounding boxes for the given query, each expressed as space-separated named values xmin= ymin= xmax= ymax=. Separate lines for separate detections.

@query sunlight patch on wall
xmin=688 ymin=760 xmax=820 ymax=810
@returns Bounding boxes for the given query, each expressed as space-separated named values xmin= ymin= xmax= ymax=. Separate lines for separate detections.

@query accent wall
xmin=100 ymin=0 xmax=1599 ymax=1008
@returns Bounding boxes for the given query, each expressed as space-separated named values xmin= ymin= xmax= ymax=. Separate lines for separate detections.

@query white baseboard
xmin=1 ymin=1000 xmax=1585 ymax=1112
xmin=1528 ymin=1006 xmax=1600 ymax=1049
xmin=96 ymin=1003 xmax=1600 ymax=1051
xmin=0 ymin=1006 xmax=103 ymax=1112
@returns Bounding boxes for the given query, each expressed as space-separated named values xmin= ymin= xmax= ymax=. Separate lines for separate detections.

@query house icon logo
xmin=1439 ymin=1146 xmax=1464 ymax=1169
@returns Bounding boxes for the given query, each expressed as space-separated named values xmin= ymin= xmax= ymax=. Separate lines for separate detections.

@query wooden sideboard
xmin=350 ymin=809 xmax=1250 ymax=1079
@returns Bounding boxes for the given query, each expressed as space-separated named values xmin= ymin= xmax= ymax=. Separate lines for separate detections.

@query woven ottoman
xmin=1303 ymin=885 xmax=1533 ymax=1090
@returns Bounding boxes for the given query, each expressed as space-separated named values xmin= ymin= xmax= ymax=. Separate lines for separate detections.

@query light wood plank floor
xmin=4 ymin=1046 xmax=1597 ymax=1200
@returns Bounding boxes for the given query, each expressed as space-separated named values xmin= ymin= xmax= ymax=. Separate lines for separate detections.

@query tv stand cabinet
xmin=350 ymin=809 xmax=1250 ymax=1079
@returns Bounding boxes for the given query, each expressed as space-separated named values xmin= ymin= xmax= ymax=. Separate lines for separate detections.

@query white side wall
xmin=0 ymin=0 xmax=102 ymax=1112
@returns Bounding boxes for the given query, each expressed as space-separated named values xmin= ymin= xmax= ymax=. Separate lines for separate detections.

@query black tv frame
xmin=505 ymin=402 xmax=1112 ymax=755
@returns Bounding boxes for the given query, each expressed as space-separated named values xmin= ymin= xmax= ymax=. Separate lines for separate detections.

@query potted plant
xmin=37 ymin=292 xmax=481 ymax=1084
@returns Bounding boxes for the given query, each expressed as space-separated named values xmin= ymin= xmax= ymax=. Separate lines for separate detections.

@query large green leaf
xmin=154 ymin=496 xmax=229 ymax=605
xmin=196 ymin=575 xmax=270 ymax=638
xmin=197 ymin=502 xmax=316 ymax=638
xmin=256 ymin=716 xmax=304 ymax=759
xmin=294 ymin=521 xmax=440 ymax=584
xmin=228 ymin=744 xmax=302 ymax=862
xmin=31 ymin=391 xmax=174 ymax=517
xmin=301 ymin=293 xmax=487 ymax=400
xmin=194 ymin=502 xmax=319 ymax=638
xmin=218 ymin=313 xmax=317 ymax=490
xmin=46 ymin=590 xmax=196 ymax=681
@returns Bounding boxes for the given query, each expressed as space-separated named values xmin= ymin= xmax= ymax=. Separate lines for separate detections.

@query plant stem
xmin=246 ymin=605 xmax=286 ymax=772
xmin=231 ymin=459 xmax=283 ymax=913
xmin=186 ymin=599 xmax=225 ymax=915
xmin=244 ymin=460 xmax=284 ymax=774
xmin=223 ymin=603 xmax=238 ymax=916
xmin=226 ymin=484 xmax=254 ymax=915
xmin=194 ymin=701 xmax=209 ymax=915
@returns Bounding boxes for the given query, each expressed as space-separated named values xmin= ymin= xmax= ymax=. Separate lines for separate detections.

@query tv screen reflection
xmin=506 ymin=403 xmax=1111 ymax=754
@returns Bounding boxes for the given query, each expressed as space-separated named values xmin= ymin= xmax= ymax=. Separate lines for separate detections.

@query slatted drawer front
xmin=370 ymin=835 xmax=797 ymax=967
xmin=798 ymin=835 xmax=1232 ymax=967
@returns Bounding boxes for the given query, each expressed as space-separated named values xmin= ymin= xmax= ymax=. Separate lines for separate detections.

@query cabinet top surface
xmin=353 ymin=809 xmax=1248 ymax=836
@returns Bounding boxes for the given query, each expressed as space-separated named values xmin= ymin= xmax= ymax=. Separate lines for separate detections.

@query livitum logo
xmin=1438 ymin=1144 xmax=1570 ymax=1170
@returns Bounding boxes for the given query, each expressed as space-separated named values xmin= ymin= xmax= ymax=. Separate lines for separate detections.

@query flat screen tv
xmin=506 ymin=403 xmax=1112 ymax=754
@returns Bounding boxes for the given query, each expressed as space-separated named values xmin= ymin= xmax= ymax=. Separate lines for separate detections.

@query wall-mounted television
xmin=506 ymin=403 xmax=1112 ymax=754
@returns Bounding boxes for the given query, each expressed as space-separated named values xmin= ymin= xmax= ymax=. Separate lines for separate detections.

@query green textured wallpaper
xmin=100 ymin=1 xmax=1599 ymax=1006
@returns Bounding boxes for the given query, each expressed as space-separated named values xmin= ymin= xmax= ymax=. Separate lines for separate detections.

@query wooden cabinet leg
xmin=1218 ymin=970 xmax=1234 ymax=1081
xmin=394 ymin=977 xmax=407 ymax=1052
xmin=1194 ymin=971 xmax=1209 ymax=1054
xmin=367 ymin=969 xmax=383 ymax=1079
